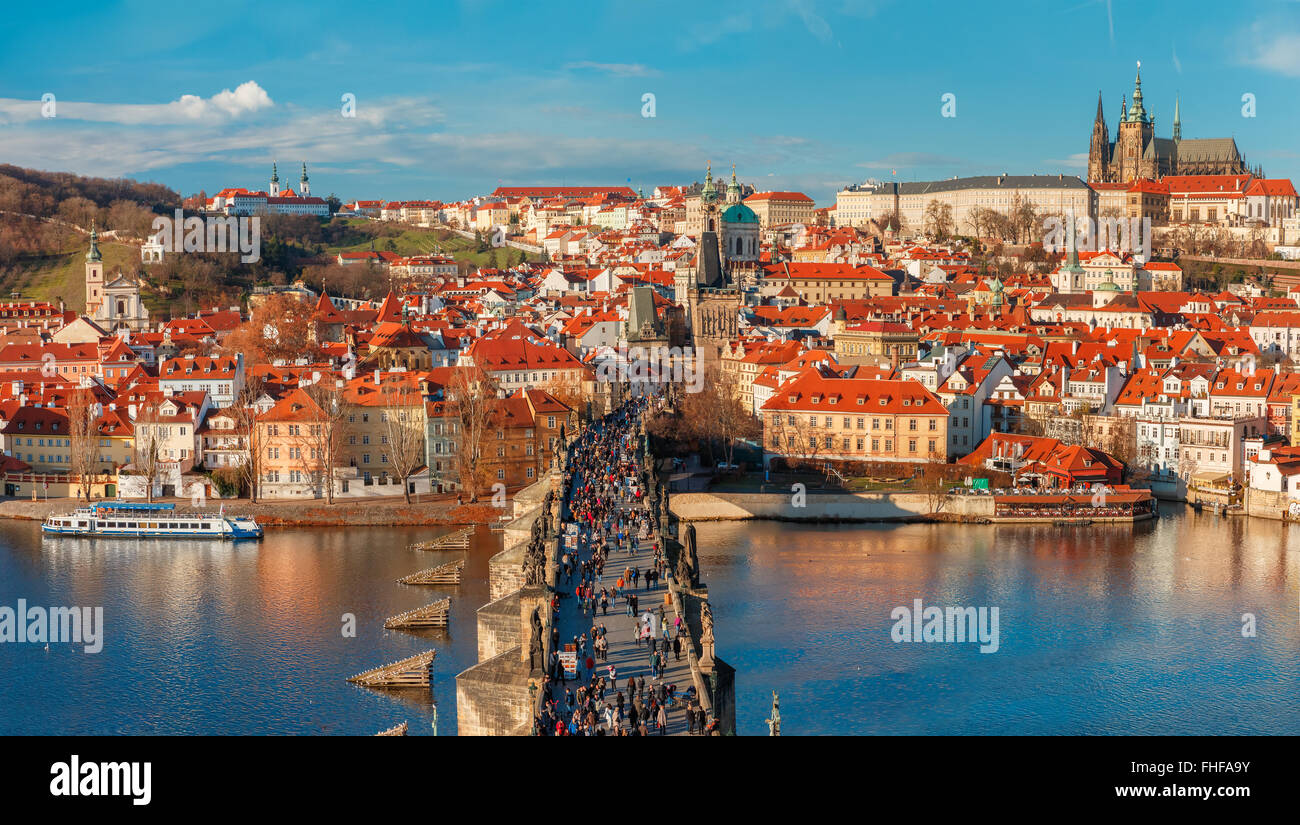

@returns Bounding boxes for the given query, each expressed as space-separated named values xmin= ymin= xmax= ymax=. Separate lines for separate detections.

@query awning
xmin=1192 ymin=471 xmax=1231 ymax=485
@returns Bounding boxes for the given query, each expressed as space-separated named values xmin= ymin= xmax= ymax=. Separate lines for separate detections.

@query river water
xmin=0 ymin=509 xmax=1296 ymax=735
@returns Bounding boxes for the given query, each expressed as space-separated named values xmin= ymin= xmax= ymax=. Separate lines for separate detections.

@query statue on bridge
xmin=524 ymin=537 xmax=546 ymax=588
xmin=765 ymin=692 xmax=781 ymax=736
xmin=528 ymin=607 xmax=544 ymax=672
xmin=678 ymin=523 xmax=699 ymax=587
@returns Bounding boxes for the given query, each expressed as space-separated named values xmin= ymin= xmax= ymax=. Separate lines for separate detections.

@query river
xmin=0 ymin=508 xmax=1296 ymax=735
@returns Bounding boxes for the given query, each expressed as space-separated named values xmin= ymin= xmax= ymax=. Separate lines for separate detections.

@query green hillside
xmin=2 ymin=239 xmax=143 ymax=313
xmin=324 ymin=219 xmax=538 ymax=269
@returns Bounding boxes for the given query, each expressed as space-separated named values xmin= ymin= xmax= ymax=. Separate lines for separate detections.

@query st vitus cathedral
xmin=1087 ymin=62 xmax=1257 ymax=183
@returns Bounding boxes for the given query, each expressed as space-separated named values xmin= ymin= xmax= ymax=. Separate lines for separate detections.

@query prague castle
xmin=1087 ymin=62 xmax=1255 ymax=183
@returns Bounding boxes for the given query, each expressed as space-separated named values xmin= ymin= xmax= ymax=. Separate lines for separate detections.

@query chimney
xmin=374 ymin=369 xmax=382 ymax=385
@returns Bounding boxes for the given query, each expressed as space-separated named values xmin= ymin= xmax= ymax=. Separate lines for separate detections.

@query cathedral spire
xmin=1172 ymin=96 xmax=1181 ymax=142
xmin=1095 ymin=91 xmax=1105 ymax=124
xmin=1128 ymin=60 xmax=1149 ymax=124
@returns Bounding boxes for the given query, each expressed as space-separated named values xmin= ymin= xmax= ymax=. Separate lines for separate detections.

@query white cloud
xmin=0 ymin=81 xmax=275 ymax=126
xmin=1245 ymin=30 xmax=1300 ymax=77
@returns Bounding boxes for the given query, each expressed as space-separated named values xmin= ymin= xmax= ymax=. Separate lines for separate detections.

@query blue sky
xmin=1 ymin=0 xmax=1298 ymax=205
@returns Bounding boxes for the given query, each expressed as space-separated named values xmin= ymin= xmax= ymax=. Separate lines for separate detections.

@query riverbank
xmin=669 ymin=490 xmax=1157 ymax=524
xmin=0 ymin=495 xmax=505 ymax=527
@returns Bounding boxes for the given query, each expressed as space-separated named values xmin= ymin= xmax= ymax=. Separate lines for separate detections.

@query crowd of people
xmin=532 ymin=397 xmax=712 ymax=736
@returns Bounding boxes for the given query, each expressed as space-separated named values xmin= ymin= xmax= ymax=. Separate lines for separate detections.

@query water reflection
xmin=0 ymin=521 xmax=489 ymax=736
xmin=3 ymin=509 xmax=1296 ymax=735
xmin=697 ymin=510 xmax=1300 ymax=735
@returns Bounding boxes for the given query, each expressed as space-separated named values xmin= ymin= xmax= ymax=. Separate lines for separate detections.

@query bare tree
xmin=228 ymin=374 xmax=265 ymax=502
xmin=446 ymin=365 xmax=499 ymax=502
xmin=133 ymin=403 xmax=164 ymax=503
xmin=381 ymin=382 xmax=427 ymax=503
xmin=303 ymin=378 xmax=350 ymax=504
xmin=66 ymin=387 xmax=101 ymax=501
xmin=923 ymin=199 xmax=954 ymax=241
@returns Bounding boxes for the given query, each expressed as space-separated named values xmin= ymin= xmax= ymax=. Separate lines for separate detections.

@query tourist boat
xmin=41 ymin=501 xmax=263 ymax=540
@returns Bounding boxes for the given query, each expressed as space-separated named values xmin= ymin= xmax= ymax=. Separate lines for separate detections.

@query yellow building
xmin=744 ymin=191 xmax=816 ymax=229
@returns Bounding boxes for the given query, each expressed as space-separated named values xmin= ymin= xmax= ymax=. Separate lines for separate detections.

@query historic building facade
xmin=1088 ymin=63 xmax=1253 ymax=183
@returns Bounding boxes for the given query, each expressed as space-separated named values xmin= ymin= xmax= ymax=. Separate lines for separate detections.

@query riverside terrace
xmin=987 ymin=487 xmax=1157 ymax=522
xmin=455 ymin=397 xmax=735 ymax=735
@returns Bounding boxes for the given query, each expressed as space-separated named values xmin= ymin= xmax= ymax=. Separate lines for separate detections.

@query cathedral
xmin=1087 ymin=63 xmax=1256 ymax=183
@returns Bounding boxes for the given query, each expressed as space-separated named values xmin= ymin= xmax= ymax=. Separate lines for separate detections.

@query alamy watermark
xmin=0 ymin=599 xmax=103 ymax=653
xmin=890 ymin=598 xmax=1000 ymax=653
xmin=150 ymin=210 xmax=261 ymax=263
xmin=1042 ymin=214 xmax=1152 ymax=259
xmin=595 ymin=345 xmax=704 ymax=393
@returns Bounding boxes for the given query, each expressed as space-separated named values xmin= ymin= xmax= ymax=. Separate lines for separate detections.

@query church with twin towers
xmin=1087 ymin=62 xmax=1258 ymax=183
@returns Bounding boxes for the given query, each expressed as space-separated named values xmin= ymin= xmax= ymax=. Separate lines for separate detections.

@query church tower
xmin=726 ymin=165 xmax=741 ymax=204
xmin=85 ymin=220 xmax=104 ymax=315
xmin=1087 ymin=92 xmax=1111 ymax=182
xmin=270 ymin=162 xmax=280 ymax=196
xmin=300 ymin=162 xmax=310 ymax=196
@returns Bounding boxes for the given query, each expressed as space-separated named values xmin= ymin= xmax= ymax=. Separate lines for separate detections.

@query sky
xmin=1 ymin=0 xmax=1298 ymax=205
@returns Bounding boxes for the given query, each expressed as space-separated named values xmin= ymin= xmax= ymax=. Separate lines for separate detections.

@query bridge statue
xmin=528 ymin=607 xmax=544 ymax=672
xmin=765 ymin=692 xmax=781 ymax=736
xmin=678 ymin=523 xmax=699 ymax=587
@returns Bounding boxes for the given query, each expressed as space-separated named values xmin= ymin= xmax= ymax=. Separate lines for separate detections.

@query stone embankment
xmin=0 ymin=495 xmax=500 ymax=527
xmin=668 ymin=491 xmax=994 ymax=523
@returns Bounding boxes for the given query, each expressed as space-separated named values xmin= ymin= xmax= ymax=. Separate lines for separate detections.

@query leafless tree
xmin=66 ymin=387 xmax=101 ymax=501
xmin=133 ymin=403 xmax=164 ymax=503
xmin=228 ymin=374 xmax=265 ymax=502
xmin=381 ymin=382 xmax=427 ymax=503
xmin=446 ymin=365 xmax=499 ymax=502
xmin=303 ymin=378 xmax=350 ymax=504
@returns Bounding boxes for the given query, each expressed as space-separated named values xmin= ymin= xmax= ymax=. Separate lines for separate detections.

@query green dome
xmin=721 ymin=203 xmax=758 ymax=224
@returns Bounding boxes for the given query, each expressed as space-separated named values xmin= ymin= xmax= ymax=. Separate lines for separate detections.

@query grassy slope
xmin=4 ymin=240 xmax=142 ymax=313
xmin=324 ymin=219 xmax=538 ymax=268
xmin=4 ymin=219 xmax=540 ymax=312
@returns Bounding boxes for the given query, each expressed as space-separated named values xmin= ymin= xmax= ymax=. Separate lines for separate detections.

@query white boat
xmin=41 ymin=501 xmax=263 ymax=540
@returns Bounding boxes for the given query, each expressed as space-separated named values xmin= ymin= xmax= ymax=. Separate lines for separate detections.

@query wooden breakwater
xmin=384 ymin=598 xmax=451 ymax=629
xmin=348 ymin=650 xmax=436 ymax=689
xmin=397 ymin=558 xmax=464 ymax=585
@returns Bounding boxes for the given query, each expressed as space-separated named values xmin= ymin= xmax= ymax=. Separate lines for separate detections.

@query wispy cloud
xmin=857 ymin=152 xmax=964 ymax=169
xmin=1043 ymin=153 xmax=1089 ymax=169
xmin=1243 ymin=27 xmax=1300 ymax=77
xmin=682 ymin=0 xmax=884 ymax=49
xmin=563 ymin=61 xmax=659 ymax=77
